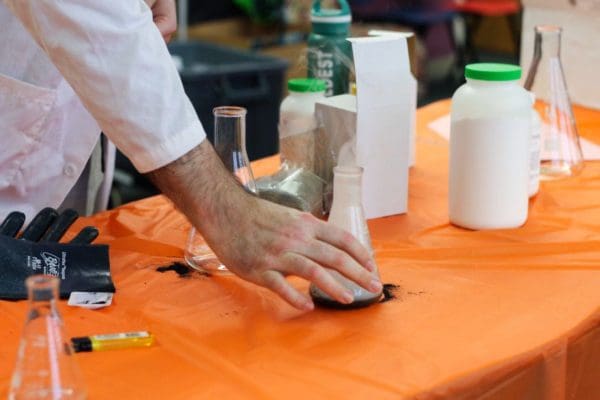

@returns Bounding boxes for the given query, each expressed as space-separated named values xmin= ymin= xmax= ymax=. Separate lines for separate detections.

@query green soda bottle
xmin=307 ymin=0 xmax=352 ymax=97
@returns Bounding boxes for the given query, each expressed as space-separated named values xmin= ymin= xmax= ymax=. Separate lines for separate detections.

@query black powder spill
xmin=156 ymin=262 xmax=192 ymax=277
xmin=380 ymin=283 xmax=401 ymax=303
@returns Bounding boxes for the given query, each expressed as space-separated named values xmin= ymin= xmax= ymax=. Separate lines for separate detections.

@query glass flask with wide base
xmin=185 ymin=106 xmax=257 ymax=275
xmin=524 ymin=25 xmax=584 ymax=179
xmin=309 ymin=166 xmax=383 ymax=309
xmin=9 ymin=275 xmax=87 ymax=400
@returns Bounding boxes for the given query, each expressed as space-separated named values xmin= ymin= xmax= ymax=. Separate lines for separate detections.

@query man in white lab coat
xmin=0 ymin=0 xmax=382 ymax=310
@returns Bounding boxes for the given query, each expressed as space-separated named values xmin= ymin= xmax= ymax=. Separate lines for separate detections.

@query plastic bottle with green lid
xmin=449 ymin=63 xmax=532 ymax=230
xmin=307 ymin=0 xmax=352 ymax=97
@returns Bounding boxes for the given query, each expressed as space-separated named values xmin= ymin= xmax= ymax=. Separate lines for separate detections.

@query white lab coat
xmin=0 ymin=0 xmax=206 ymax=221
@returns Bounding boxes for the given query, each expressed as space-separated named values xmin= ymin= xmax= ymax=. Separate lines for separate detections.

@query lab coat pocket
xmin=0 ymin=72 xmax=57 ymax=190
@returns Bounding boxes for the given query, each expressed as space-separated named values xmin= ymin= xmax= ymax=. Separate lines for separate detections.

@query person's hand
xmin=144 ymin=0 xmax=177 ymax=42
xmin=146 ymin=141 xmax=382 ymax=311
xmin=206 ymin=196 xmax=381 ymax=311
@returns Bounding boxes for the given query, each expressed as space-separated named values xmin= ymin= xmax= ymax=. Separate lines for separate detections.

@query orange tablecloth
xmin=1 ymin=100 xmax=599 ymax=399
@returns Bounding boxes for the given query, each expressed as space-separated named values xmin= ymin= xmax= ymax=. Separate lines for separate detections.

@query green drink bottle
xmin=307 ymin=0 xmax=352 ymax=97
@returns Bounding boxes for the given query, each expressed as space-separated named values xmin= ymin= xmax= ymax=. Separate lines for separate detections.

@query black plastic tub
xmin=169 ymin=41 xmax=288 ymax=161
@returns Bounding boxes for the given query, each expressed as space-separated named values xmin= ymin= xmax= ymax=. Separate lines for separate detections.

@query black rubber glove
xmin=0 ymin=208 xmax=115 ymax=300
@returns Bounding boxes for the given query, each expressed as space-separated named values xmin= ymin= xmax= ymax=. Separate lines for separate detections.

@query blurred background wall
xmin=110 ymin=0 xmax=600 ymax=206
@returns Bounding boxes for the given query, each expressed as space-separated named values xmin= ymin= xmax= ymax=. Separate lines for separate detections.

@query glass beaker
xmin=309 ymin=166 xmax=383 ymax=308
xmin=9 ymin=275 xmax=87 ymax=400
xmin=185 ymin=107 xmax=257 ymax=275
xmin=524 ymin=25 xmax=584 ymax=179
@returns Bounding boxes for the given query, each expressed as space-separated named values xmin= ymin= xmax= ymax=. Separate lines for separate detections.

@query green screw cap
xmin=465 ymin=63 xmax=522 ymax=81
xmin=288 ymin=78 xmax=327 ymax=93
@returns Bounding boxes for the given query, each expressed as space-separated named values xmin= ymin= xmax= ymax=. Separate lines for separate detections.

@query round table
xmin=1 ymin=100 xmax=599 ymax=399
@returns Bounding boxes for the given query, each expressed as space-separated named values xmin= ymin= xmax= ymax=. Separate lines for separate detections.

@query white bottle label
xmin=449 ymin=117 xmax=530 ymax=229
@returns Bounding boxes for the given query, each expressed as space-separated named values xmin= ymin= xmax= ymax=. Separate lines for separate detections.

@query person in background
xmin=0 ymin=0 xmax=382 ymax=310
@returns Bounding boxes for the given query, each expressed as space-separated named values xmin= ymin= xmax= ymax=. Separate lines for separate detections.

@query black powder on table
xmin=156 ymin=262 xmax=192 ymax=277
xmin=155 ymin=264 xmax=404 ymax=307
xmin=380 ymin=284 xmax=401 ymax=303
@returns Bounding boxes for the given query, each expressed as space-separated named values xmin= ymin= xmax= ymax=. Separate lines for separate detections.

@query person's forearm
xmin=145 ymin=140 xmax=255 ymax=247
xmin=145 ymin=141 xmax=381 ymax=311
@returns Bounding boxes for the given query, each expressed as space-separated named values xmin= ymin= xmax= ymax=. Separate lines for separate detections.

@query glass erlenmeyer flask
xmin=9 ymin=275 xmax=87 ymax=400
xmin=524 ymin=25 xmax=584 ymax=179
xmin=309 ymin=166 xmax=383 ymax=309
xmin=212 ymin=106 xmax=257 ymax=191
xmin=185 ymin=106 xmax=257 ymax=274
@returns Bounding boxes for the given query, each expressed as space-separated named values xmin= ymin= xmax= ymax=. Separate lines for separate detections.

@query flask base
xmin=310 ymin=289 xmax=383 ymax=310
xmin=184 ymin=254 xmax=232 ymax=276
xmin=540 ymin=160 xmax=584 ymax=180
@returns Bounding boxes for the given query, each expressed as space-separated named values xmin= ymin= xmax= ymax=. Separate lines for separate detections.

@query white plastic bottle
xmin=279 ymin=78 xmax=326 ymax=170
xmin=449 ymin=63 xmax=532 ymax=230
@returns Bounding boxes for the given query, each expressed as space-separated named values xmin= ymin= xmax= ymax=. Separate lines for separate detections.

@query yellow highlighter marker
xmin=71 ymin=331 xmax=155 ymax=353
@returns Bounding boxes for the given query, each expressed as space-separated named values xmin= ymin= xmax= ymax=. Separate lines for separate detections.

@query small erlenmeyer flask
xmin=524 ymin=25 xmax=584 ymax=179
xmin=185 ymin=106 xmax=257 ymax=274
xmin=212 ymin=106 xmax=257 ymax=191
xmin=310 ymin=166 xmax=383 ymax=308
xmin=9 ymin=275 xmax=87 ymax=400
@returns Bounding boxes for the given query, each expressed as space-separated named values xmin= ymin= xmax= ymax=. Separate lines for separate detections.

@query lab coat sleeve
xmin=2 ymin=0 xmax=206 ymax=173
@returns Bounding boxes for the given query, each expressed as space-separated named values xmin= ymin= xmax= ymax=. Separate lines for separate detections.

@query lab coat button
xmin=63 ymin=163 xmax=77 ymax=177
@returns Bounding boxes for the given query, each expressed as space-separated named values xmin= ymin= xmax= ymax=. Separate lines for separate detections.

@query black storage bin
xmin=169 ymin=41 xmax=288 ymax=161
xmin=188 ymin=1 xmax=242 ymax=23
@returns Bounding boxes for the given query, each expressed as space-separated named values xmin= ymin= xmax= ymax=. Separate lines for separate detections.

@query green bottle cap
xmin=465 ymin=63 xmax=522 ymax=81
xmin=288 ymin=78 xmax=327 ymax=93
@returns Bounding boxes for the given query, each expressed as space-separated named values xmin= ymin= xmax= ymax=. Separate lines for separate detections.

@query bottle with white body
xmin=449 ymin=63 xmax=532 ymax=230
xmin=279 ymin=78 xmax=326 ymax=170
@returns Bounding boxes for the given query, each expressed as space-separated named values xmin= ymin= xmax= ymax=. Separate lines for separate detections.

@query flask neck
xmin=26 ymin=275 xmax=60 ymax=317
xmin=534 ymin=25 xmax=562 ymax=60
xmin=524 ymin=25 xmax=566 ymax=93
xmin=331 ymin=166 xmax=363 ymax=208
xmin=329 ymin=165 xmax=374 ymax=254
xmin=212 ymin=106 xmax=256 ymax=192
xmin=213 ymin=107 xmax=247 ymax=154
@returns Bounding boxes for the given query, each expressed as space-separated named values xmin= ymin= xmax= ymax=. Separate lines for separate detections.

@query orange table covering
xmin=1 ymin=100 xmax=600 ymax=399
